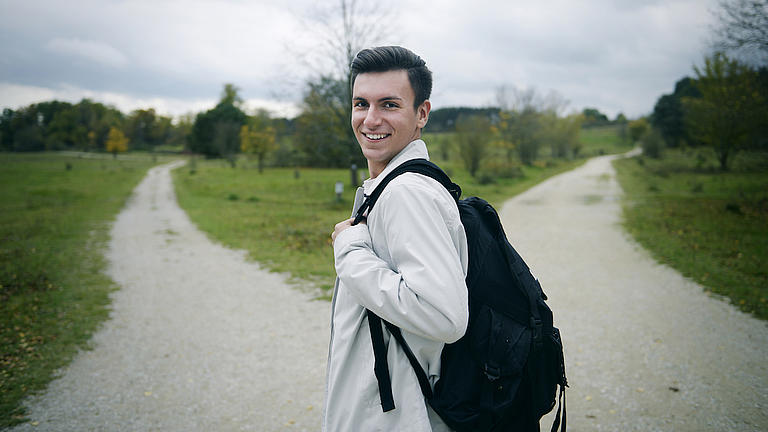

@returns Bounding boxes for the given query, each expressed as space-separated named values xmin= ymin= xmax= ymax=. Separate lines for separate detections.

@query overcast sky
xmin=0 ymin=0 xmax=719 ymax=119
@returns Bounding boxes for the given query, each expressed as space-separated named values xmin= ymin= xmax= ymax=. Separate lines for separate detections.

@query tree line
xmin=0 ymin=99 xmax=187 ymax=154
xmin=1 ymin=78 xmax=620 ymax=174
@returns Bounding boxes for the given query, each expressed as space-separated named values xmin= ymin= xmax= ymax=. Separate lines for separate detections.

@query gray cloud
xmin=0 ymin=0 xmax=719 ymax=118
xmin=45 ymin=37 xmax=129 ymax=68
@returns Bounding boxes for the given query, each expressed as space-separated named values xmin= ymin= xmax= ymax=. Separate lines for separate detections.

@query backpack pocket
xmin=530 ymin=326 xmax=566 ymax=417
xmin=470 ymin=304 xmax=532 ymax=410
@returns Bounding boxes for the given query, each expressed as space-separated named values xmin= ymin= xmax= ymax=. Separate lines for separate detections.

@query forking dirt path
xmin=11 ymin=153 xmax=768 ymax=431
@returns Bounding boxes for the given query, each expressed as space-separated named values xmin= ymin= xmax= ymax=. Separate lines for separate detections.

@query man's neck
xmin=368 ymin=161 xmax=386 ymax=179
xmin=367 ymin=131 xmax=422 ymax=179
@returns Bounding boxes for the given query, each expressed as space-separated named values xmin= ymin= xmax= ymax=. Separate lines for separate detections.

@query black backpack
xmin=352 ymin=159 xmax=568 ymax=432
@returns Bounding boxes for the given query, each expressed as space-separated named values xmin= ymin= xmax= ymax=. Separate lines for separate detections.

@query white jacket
xmin=323 ymin=140 xmax=469 ymax=432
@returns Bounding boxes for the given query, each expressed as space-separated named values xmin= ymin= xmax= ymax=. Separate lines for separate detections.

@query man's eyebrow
xmin=353 ymin=96 xmax=403 ymax=102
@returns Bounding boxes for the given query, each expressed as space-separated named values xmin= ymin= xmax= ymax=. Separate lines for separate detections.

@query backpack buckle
xmin=483 ymin=364 xmax=501 ymax=381
xmin=530 ymin=317 xmax=543 ymax=350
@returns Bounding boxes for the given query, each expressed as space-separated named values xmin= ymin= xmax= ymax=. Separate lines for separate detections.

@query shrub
xmin=483 ymin=160 xmax=524 ymax=179
xmin=477 ymin=173 xmax=496 ymax=185
xmin=641 ymin=128 xmax=665 ymax=159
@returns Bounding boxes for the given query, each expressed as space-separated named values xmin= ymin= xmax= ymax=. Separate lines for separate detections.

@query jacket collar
xmin=362 ymin=139 xmax=430 ymax=195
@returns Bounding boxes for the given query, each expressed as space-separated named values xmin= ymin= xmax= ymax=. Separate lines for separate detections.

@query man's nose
xmin=363 ymin=107 xmax=382 ymax=128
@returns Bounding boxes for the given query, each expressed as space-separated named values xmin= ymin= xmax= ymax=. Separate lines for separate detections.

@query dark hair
xmin=350 ymin=46 xmax=433 ymax=109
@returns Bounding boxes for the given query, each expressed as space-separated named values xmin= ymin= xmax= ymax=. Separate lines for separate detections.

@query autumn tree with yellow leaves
xmin=240 ymin=110 xmax=276 ymax=173
xmin=105 ymin=126 xmax=129 ymax=158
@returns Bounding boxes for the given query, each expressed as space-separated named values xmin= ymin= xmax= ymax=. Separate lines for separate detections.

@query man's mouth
xmin=363 ymin=133 xmax=390 ymax=141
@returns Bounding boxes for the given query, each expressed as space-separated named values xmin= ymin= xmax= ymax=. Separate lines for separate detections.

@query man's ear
xmin=416 ymin=100 xmax=431 ymax=129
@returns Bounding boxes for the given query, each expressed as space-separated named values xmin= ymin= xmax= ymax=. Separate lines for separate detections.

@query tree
xmin=683 ymin=52 xmax=766 ymax=169
xmin=294 ymin=76 xmax=363 ymax=167
xmin=651 ymin=77 xmax=701 ymax=147
xmin=125 ymin=108 xmax=172 ymax=150
xmin=190 ymin=83 xmax=247 ymax=159
xmin=105 ymin=126 xmax=128 ymax=158
xmin=213 ymin=121 xmax=242 ymax=167
xmin=712 ymin=0 xmax=768 ymax=65
xmin=240 ymin=110 xmax=277 ymax=173
xmin=219 ymin=83 xmax=243 ymax=106
xmin=37 ymin=99 xmax=122 ymax=151
xmin=0 ymin=99 xmax=187 ymax=154
xmin=301 ymin=0 xmax=393 ymax=92
xmin=494 ymin=86 xmax=550 ymax=165
xmin=46 ymin=105 xmax=89 ymax=150
xmin=3 ymin=105 xmax=45 ymax=151
xmin=640 ymin=128 xmax=665 ymax=159
xmin=581 ymin=108 xmax=609 ymax=126
xmin=167 ymin=112 xmax=194 ymax=151
xmin=456 ymin=114 xmax=493 ymax=177
xmin=0 ymin=109 xmax=13 ymax=151
xmin=628 ymin=118 xmax=650 ymax=143
xmin=426 ymin=107 xmax=500 ymax=133
xmin=492 ymin=110 xmax=516 ymax=161
xmin=538 ymin=110 xmax=582 ymax=159
xmin=511 ymin=108 xmax=541 ymax=165
xmin=292 ymin=0 xmax=394 ymax=166
xmin=615 ymin=113 xmax=630 ymax=146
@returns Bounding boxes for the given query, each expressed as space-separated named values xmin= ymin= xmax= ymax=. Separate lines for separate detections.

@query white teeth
xmin=365 ymin=133 xmax=388 ymax=140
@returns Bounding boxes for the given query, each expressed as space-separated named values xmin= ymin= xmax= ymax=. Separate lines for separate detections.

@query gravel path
xmin=11 ymin=154 xmax=768 ymax=431
xmin=501 ymin=152 xmax=768 ymax=431
xmin=12 ymin=161 xmax=330 ymax=431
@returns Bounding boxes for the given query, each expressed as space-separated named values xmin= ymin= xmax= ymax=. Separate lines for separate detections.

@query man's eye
xmin=353 ymin=101 xmax=368 ymax=108
xmin=384 ymin=102 xmax=399 ymax=108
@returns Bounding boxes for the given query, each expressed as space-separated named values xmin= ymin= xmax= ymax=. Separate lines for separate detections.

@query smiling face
xmin=351 ymin=69 xmax=431 ymax=178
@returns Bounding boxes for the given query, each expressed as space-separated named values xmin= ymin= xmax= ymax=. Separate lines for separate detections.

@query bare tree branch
xmin=712 ymin=0 xmax=768 ymax=65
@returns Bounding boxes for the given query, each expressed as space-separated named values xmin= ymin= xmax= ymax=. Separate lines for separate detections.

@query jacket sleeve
xmin=333 ymin=180 xmax=469 ymax=343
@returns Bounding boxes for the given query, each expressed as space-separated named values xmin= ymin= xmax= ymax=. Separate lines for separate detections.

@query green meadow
xmin=613 ymin=149 xmax=768 ymax=320
xmin=172 ymin=130 xmax=632 ymax=298
xmin=579 ymin=125 xmax=630 ymax=155
xmin=172 ymin=158 xmax=589 ymax=296
xmin=0 ymin=153 xmax=158 ymax=427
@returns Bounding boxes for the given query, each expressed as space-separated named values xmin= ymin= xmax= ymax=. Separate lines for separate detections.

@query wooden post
xmin=350 ymin=164 xmax=358 ymax=188
xmin=335 ymin=181 xmax=344 ymax=202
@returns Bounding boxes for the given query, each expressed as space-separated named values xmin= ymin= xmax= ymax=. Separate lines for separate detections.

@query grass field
xmin=173 ymin=129 xmax=631 ymax=298
xmin=0 ymin=153 xmax=158 ymax=427
xmin=579 ymin=124 xmax=631 ymax=156
xmin=173 ymin=159 xmax=587 ymax=297
xmin=613 ymin=148 xmax=768 ymax=320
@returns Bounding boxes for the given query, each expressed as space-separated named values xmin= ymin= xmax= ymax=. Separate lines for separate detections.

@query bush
xmin=483 ymin=160 xmax=524 ymax=179
xmin=641 ymin=129 xmax=665 ymax=159
xmin=477 ymin=173 xmax=496 ymax=185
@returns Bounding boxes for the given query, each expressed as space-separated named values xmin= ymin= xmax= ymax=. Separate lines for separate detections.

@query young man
xmin=323 ymin=46 xmax=469 ymax=431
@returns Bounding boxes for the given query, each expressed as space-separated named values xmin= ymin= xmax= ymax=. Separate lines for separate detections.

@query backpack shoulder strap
xmin=367 ymin=311 xmax=434 ymax=412
xmin=353 ymin=159 xmax=461 ymax=225
xmin=359 ymin=159 xmax=459 ymax=411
